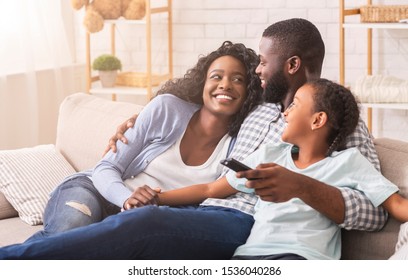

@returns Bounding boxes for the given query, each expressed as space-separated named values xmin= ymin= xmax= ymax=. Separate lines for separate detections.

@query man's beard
xmin=263 ymin=70 xmax=289 ymax=104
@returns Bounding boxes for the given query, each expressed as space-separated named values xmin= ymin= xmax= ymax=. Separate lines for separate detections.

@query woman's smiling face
xmin=202 ymin=55 xmax=248 ymax=118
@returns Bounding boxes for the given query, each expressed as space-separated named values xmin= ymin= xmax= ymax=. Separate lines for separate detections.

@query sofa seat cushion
xmin=342 ymin=217 xmax=400 ymax=259
xmin=0 ymin=217 xmax=42 ymax=246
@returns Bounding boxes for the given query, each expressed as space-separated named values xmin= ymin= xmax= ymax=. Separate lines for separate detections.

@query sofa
xmin=0 ymin=92 xmax=407 ymax=259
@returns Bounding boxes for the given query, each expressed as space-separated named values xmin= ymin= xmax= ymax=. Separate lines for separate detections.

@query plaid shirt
xmin=201 ymin=102 xmax=387 ymax=231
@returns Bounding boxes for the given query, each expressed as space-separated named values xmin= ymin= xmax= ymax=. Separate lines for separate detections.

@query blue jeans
xmin=27 ymin=175 xmax=120 ymax=241
xmin=0 ymin=205 xmax=254 ymax=259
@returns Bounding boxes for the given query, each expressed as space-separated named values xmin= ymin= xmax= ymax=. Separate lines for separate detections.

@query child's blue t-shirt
xmin=226 ymin=142 xmax=398 ymax=260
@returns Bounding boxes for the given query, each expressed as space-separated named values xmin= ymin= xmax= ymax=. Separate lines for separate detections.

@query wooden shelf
xmin=362 ymin=103 xmax=408 ymax=110
xmin=86 ymin=0 xmax=173 ymax=102
xmin=339 ymin=0 xmax=408 ymax=133
xmin=343 ymin=22 xmax=408 ymax=29
xmin=103 ymin=17 xmax=169 ymax=25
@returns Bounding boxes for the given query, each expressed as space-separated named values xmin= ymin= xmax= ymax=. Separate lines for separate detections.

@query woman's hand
xmin=103 ymin=114 xmax=138 ymax=156
xmin=122 ymin=185 xmax=161 ymax=210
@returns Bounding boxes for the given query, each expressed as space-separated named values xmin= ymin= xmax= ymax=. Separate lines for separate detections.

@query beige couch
xmin=0 ymin=93 xmax=143 ymax=246
xmin=0 ymin=92 xmax=407 ymax=259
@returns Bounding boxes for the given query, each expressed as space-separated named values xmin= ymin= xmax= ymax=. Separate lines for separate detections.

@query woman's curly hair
xmin=156 ymin=41 xmax=263 ymax=137
xmin=309 ymin=78 xmax=360 ymax=156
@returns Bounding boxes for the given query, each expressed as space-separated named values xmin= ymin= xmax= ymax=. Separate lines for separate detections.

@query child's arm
xmin=382 ymin=193 xmax=408 ymax=222
xmin=157 ymin=177 xmax=237 ymax=206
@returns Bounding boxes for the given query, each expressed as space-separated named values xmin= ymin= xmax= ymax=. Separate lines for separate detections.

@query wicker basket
xmin=360 ymin=5 xmax=408 ymax=23
xmin=115 ymin=72 xmax=164 ymax=87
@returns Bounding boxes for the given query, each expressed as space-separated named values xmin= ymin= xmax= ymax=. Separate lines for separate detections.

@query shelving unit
xmin=339 ymin=0 xmax=408 ymax=132
xmin=86 ymin=0 xmax=173 ymax=101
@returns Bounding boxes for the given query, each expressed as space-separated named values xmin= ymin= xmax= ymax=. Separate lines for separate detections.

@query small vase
xmin=99 ymin=70 xmax=118 ymax=87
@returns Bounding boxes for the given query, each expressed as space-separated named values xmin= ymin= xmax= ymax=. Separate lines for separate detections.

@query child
xmin=156 ymin=78 xmax=408 ymax=260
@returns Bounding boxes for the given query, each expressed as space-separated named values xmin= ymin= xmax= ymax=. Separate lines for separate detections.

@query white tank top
xmin=124 ymin=132 xmax=231 ymax=192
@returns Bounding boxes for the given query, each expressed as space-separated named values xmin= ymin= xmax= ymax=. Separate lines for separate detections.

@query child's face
xmin=281 ymin=84 xmax=315 ymax=144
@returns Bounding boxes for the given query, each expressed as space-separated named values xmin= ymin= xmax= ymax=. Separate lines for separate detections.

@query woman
xmin=28 ymin=41 xmax=262 ymax=240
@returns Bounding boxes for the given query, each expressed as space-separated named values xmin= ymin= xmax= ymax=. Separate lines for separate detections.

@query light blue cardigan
xmin=90 ymin=94 xmax=200 ymax=207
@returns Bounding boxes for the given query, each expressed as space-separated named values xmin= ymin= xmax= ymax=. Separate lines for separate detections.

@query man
xmin=0 ymin=18 xmax=386 ymax=259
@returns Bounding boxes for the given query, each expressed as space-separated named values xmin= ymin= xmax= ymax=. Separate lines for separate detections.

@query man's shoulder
xmin=245 ymin=102 xmax=281 ymax=121
xmin=345 ymin=117 xmax=372 ymax=148
xmin=236 ymin=102 xmax=284 ymax=144
xmin=253 ymin=102 xmax=281 ymax=111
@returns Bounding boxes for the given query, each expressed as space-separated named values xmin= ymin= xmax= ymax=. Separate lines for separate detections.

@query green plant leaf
xmin=92 ymin=54 xmax=122 ymax=71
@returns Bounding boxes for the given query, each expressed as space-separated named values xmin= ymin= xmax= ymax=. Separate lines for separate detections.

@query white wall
xmin=73 ymin=0 xmax=408 ymax=141
xmin=2 ymin=1 xmax=405 ymax=150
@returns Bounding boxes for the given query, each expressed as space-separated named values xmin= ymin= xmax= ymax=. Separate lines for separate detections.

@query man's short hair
xmin=262 ymin=18 xmax=325 ymax=75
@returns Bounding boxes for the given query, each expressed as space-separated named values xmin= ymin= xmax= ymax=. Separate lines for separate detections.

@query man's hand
xmin=103 ymin=114 xmax=137 ymax=156
xmin=122 ymin=185 xmax=161 ymax=210
xmin=237 ymin=163 xmax=304 ymax=202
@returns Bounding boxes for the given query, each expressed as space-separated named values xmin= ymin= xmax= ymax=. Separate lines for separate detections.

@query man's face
xmin=256 ymin=37 xmax=290 ymax=104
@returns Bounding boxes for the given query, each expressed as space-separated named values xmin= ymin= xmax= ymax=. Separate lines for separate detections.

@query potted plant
xmin=92 ymin=54 xmax=122 ymax=87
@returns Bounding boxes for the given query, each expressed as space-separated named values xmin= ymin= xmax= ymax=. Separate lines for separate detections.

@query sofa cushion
xmin=395 ymin=222 xmax=408 ymax=251
xmin=374 ymin=137 xmax=408 ymax=198
xmin=0 ymin=192 xmax=18 ymax=220
xmin=56 ymin=93 xmax=144 ymax=172
xmin=341 ymin=137 xmax=408 ymax=259
xmin=0 ymin=144 xmax=75 ymax=225
xmin=0 ymin=217 xmax=42 ymax=246
xmin=342 ymin=217 xmax=400 ymax=259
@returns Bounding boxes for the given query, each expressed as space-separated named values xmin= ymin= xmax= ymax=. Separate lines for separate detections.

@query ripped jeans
xmin=26 ymin=175 xmax=120 ymax=242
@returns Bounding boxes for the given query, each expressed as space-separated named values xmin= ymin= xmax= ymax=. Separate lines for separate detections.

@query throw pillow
xmin=0 ymin=144 xmax=76 ymax=225
xmin=395 ymin=222 xmax=408 ymax=251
